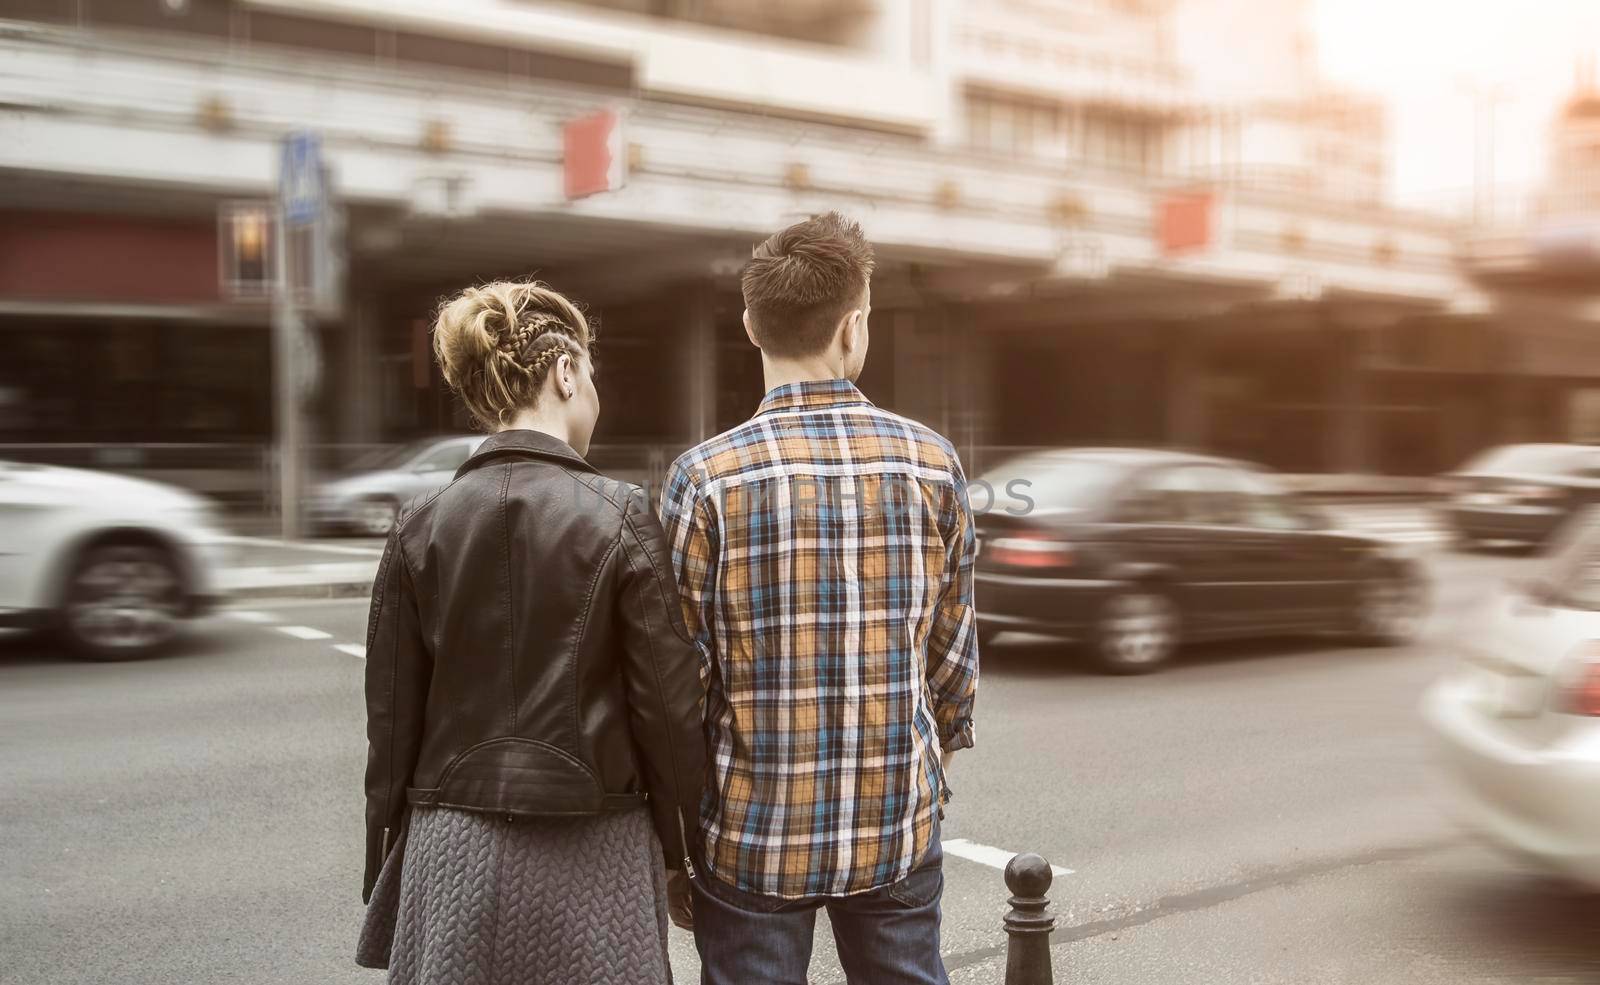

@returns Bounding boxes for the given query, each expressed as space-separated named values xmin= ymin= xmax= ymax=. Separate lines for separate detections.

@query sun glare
xmin=1312 ymin=0 xmax=1600 ymax=203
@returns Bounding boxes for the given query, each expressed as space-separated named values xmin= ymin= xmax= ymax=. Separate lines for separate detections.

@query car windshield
xmin=1541 ymin=507 xmax=1600 ymax=611
xmin=976 ymin=454 xmax=1133 ymax=514
xmin=1459 ymin=444 xmax=1598 ymax=477
xmin=346 ymin=439 xmax=440 ymax=472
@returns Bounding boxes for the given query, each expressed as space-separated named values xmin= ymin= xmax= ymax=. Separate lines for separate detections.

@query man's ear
xmin=743 ymin=309 xmax=761 ymax=349
xmin=839 ymin=309 xmax=864 ymax=357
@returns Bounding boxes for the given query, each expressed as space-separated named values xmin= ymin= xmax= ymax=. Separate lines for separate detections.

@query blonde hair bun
xmin=431 ymin=281 xmax=592 ymax=430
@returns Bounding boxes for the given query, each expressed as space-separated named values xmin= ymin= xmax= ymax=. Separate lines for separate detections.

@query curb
xmin=225 ymin=582 xmax=374 ymax=604
xmin=225 ymin=580 xmax=375 ymax=602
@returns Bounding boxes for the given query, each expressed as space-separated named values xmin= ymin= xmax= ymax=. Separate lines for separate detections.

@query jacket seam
xmin=499 ymin=464 xmax=516 ymax=736
xmin=624 ymin=512 xmax=697 ymax=646
xmin=571 ymin=535 xmax=619 ymax=751
xmin=380 ymin=546 xmax=404 ymax=851
xmin=459 ymin=446 xmax=596 ymax=478
xmin=390 ymin=484 xmax=450 ymax=543
xmin=429 ymin=735 xmax=602 ymax=791
xmin=421 ymin=800 xmax=644 ymax=817
xmin=571 ymin=470 xmax=632 ymax=511
xmin=617 ymin=520 xmax=691 ymax=851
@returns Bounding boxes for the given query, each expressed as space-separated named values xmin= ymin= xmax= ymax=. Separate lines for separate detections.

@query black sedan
xmin=972 ymin=449 xmax=1427 ymax=674
xmin=1443 ymin=443 xmax=1600 ymax=551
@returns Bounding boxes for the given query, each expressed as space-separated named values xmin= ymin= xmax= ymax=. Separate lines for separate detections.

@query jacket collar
xmin=456 ymin=429 xmax=596 ymax=478
xmin=754 ymin=378 xmax=873 ymax=417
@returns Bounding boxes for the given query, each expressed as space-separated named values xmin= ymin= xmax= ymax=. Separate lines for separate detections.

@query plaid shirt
xmin=659 ymin=378 xmax=979 ymax=899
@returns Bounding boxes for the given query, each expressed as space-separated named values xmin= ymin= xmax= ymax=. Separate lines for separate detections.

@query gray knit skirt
xmin=357 ymin=806 xmax=672 ymax=985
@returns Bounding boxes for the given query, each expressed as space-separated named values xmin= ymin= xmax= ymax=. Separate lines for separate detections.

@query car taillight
xmin=987 ymin=533 xmax=1073 ymax=569
xmin=1558 ymin=647 xmax=1600 ymax=717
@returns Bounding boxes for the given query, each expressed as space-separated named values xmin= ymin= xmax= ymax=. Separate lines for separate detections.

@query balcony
xmin=568 ymin=0 xmax=880 ymax=47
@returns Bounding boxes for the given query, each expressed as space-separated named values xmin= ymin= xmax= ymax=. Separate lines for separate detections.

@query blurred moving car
xmin=973 ymin=449 xmax=1427 ymax=674
xmin=310 ymin=435 xmax=484 ymax=536
xmin=0 ymin=460 xmax=226 ymax=661
xmin=1444 ymin=443 xmax=1600 ymax=551
xmin=1423 ymin=509 xmax=1600 ymax=888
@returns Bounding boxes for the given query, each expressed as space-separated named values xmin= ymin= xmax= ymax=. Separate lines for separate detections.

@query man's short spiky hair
xmin=741 ymin=212 xmax=875 ymax=359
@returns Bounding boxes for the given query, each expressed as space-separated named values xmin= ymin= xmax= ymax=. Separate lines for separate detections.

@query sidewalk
xmin=215 ymin=534 xmax=383 ymax=599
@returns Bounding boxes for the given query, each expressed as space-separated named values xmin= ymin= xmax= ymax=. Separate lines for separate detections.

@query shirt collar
xmin=754 ymin=378 xmax=874 ymax=417
xmin=456 ymin=428 xmax=595 ymax=478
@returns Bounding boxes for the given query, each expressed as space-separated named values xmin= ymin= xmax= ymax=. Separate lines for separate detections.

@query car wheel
xmin=60 ymin=540 xmax=185 ymax=661
xmin=1350 ymin=564 xmax=1427 ymax=646
xmin=1090 ymin=586 xmax=1179 ymax=674
xmin=353 ymin=497 xmax=398 ymax=537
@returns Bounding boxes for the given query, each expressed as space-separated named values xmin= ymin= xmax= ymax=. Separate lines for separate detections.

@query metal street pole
xmin=272 ymin=207 xmax=304 ymax=541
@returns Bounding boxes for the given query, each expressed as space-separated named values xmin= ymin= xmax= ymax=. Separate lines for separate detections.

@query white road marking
xmin=277 ymin=625 xmax=333 ymax=641
xmin=334 ymin=643 xmax=366 ymax=659
xmin=942 ymin=838 xmax=1073 ymax=878
xmin=225 ymin=610 xmax=277 ymax=624
xmin=216 ymin=535 xmax=387 ymax=557
xmin=236 ymin=597 xmax=374 ymax=611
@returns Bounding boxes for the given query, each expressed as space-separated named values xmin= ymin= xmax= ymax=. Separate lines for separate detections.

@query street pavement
xmin=4 ymin=549 xmax=1599 ymax=984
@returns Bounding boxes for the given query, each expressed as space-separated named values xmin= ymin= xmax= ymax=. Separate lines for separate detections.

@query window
xmin=1119 ymin=465 xmax=1240 ymax=524
xmin=412 ymin=439 xmax=475 ymax=473
xmin=977 ymin=454 xmax=1132 ymax=514
xmin=1222 ymin=469 xmax=1313 ymax=531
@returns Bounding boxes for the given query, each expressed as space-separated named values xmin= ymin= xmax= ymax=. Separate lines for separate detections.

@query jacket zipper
xmin=677 ymin=809 xmax=696 ymax=880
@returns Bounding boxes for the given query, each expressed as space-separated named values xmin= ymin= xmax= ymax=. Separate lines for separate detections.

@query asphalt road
xmin=4 ymin=549 xmax=1598 ymax=985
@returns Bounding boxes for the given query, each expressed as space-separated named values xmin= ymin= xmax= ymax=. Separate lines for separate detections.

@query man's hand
xmin=667 ymin=869 xmax=695 ymax=932
xmin=941 ymin=747 xmax=958 ymax=772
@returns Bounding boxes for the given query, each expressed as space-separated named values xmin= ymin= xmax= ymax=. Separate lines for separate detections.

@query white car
xmin=1424 ymin=510 xmax=1600 ymax=887
xmin=0 ymin=460 xmax=228 ymax=661
xmin=310 ymin=435 xmax=484 ymax=536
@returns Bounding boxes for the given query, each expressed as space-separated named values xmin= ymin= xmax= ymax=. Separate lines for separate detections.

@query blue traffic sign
xmin=279 ymin=131 xmax=324 ymax=226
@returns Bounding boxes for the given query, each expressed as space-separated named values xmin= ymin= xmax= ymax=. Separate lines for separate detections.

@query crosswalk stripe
xmin=334 ymin=643 xmax=366 ymax=659
xmin=277 ymin=625 xmax=333 ymax=641
xmin=942 ymin=838 xmax=1073 ymax=877
xmin=226 ymin=610 xmax=277 ymax=624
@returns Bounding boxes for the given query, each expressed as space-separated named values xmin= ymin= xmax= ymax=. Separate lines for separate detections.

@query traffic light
xmin=218 ymin=201 xmax=275 ymax=300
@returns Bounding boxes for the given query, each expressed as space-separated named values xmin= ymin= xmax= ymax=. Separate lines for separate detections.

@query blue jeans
xmin=691 ymin=838 xmax=949 ymax=985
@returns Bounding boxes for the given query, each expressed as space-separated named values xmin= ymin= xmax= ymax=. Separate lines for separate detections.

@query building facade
xmin=0 ymin=0 xmax=1577 ymax=495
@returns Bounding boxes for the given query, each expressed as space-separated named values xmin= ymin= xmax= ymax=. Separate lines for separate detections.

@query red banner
xmin=1157 ymin=192 xmax=1214 ymax=256
xmin=563 ymin=109 xmax=626 ymax=200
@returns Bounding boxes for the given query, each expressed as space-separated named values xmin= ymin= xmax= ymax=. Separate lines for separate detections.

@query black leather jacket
xmin=362 ymin=429 xmax=706 ymax=902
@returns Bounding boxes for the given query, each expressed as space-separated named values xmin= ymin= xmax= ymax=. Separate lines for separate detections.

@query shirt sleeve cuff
xmin=939 ymin=719 xmax=975 ymax=753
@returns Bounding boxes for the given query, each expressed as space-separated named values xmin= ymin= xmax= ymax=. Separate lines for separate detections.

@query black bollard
xmin=1003 ymin=853 xmax=1056 ymax=985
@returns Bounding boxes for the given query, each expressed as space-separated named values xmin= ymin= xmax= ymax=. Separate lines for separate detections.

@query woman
xmin=356 ymin=282 xmax=705 ymax=985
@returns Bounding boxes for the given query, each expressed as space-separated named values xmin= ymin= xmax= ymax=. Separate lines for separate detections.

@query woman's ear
xmin=555 ymin=353 xmax=575 ymax=400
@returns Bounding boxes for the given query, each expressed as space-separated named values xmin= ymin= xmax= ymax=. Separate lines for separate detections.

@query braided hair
xmin=431 ymin=281 xmax=593 ymax=430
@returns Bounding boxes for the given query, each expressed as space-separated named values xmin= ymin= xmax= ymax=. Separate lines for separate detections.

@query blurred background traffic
xmin=3 ymin=2 xmax=1600 ymax=983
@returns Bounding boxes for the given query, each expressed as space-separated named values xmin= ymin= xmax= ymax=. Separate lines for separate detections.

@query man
xmin=659 ymin=212 xmax=979 ymax=984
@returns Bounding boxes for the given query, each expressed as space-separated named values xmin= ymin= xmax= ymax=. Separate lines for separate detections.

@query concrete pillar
xmin=1165 ymin=321 xmax=1208 ymax=451
xmin=892 ymin=308 xmax=942 ymax=430
xmin=338 ymin=286 xmax=382 ymax=443
xmin=680 ymin=281 xmax=718 ymax=446
xmin=1327 ymin=322 xmax=1371 ymax=473
xmin=943 ymin=305 xmax=985 ymax=468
